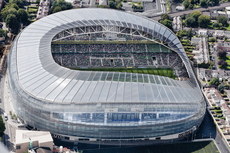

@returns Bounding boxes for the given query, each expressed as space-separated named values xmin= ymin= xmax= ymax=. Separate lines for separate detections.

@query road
xmin=0 ymin=45 xmax=20 ymax=153
xmin=151 ymin=2 xmax=230 ymax=20
xmin=136 ymin=0 xmax=166 ymax=17
xmin=1 ymin=73 xmax=21 ymax=153
xmin=211 ymin=43 xmax=220 ymax=71
xmin=214 ymin=129 xmax=230 ymax=153
xmin=0 ymin=73 xmax=10 ymax=150
xmin=202 ymin=90 xmax=230 ymax=153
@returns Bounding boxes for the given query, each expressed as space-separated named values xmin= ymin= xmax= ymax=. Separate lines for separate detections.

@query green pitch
xmin=81 ymin=140 xmax=219 ymax=153
xmin=74 ymin=68 xmax=176 ymax=79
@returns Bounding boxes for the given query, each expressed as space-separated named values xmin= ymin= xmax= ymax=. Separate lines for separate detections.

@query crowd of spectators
xmin=51 ymin=43 xmax=188 ymax=78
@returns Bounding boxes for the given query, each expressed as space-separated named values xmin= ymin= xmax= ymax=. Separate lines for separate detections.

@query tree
xmin=218 ymin=59 xmax=227 ymax=68
xmin=198 ymin=15 xmax=210 ymax=28
xmin=116 ymin=2 xmax=122 ymax=9
xmin=109 ymin=1 xmax=116 ymax=8
xmin=209 ymin=0 xmax=219 ymax=6
xmin=183 ymin=0 xmax=190 ymax=9
xmin=9 ymin=0 xmax=26 ymax=8
xmin=186 ymin=29 xmax=193 ymax=38
xmin=188 ymin=4 xmax=194 ymax=9
xmin=159 ymin=14 xmax=173 ymax=30
xmin=217 ymin=16 xmax=229 ymax=27
xmin=172 ymin=0 xmax=182 ymax=2
xmin=176 ymin=29 xmax=193 ymax=39
xmin=200 ymin=0 xmax=208 ymax=7
xmin=191 ymin=11 xmax=202 ymax=21
xmin=109 ymin=0 xmax=123 ymax=9
xmin=1 ymin=4 xmax=18 ymax=21
xmin=51 ymin=0 xmax=73 ymax=14
xmin=213 ymin=22 xmax=222 ymax=29
xmin=218 ymin=84 xmax=225 ymax=93
xmin=218 ymin=50 xmax=227 ymax=59
xmin=208 ymin=37 xmax=216 ymax=42
xmin=160 ymin=19 xmax=172 ymax=30
xmin=190 ymin=0 xmax=199 ymax=4
xmin=209 ymin=77 xmax=220 ymax=86
xmin=0 ymin=29 xmax=6 ymax=37
xmin=0 ymin=116 xmax=5 ymax=137
xmin=52 ymin=6 xmax=62 ymax=13
xmin=185 ymin=16 xmax=196 ymax=27
xmin=161 ymin=14 xmax=171 ymax=20
xmin=5 ymin=14 xmax=20 ymax=34
xmin=17 ymin=9 xmax=28 ymax=25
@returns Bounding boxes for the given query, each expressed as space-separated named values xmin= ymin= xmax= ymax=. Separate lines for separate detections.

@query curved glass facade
xmin=8 ymin=8 xmax=206 ymax=140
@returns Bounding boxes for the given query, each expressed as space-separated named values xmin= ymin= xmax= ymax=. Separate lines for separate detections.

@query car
xmin=3 ymin=113 xmax=8 ymax=121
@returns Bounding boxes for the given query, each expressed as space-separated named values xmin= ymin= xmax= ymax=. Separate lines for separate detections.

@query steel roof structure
xmin=8 ymin=8 xmax=206 ymax=141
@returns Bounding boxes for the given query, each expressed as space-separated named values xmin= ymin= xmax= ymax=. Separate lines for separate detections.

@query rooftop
xmin=15 ymin=130 xmax=53 ymax=144
xmin=10 ymin=8 xmax=201 ymax=105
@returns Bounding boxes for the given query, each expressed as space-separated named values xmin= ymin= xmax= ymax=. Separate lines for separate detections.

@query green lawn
xmin=81 ymin=141 xmax=219 ymax=153
xmin=225 ymin=25 xmax=230 ymax=31
xmin=74 ymin=68 xmax=176 ymax=79
xmin=27 ymin=6 xmax=38 ymax=14
xmin=225 ymin=56 xmax=230 ymax=69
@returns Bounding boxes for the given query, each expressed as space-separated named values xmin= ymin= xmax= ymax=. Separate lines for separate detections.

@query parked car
xmin=4 ymin=112 xmax=8 ymax=121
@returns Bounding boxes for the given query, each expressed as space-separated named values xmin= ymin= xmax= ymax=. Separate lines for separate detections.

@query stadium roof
xmin=11 ymin=8 xmax=203 ymax=104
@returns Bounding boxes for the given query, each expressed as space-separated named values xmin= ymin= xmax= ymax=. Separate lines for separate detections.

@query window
xmin=16 ymin=145 xmax=21 ymax=150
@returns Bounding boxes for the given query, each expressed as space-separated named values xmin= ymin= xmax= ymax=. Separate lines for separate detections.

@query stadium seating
xmin=51 ymin=43 xmax=188 ymax=78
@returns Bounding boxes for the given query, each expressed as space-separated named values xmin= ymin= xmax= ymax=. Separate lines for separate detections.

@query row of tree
xmin=159 ymin=11 xmax=228 ymax=31
xmin=50 ymin=0 xmax=73 ymax=14
xmin=184 ymin=11 xmax=211 ymax=28
xmin=183 ymin=0 xmax=219 ymax=9
xmin=0 ymin=0 xmax=73 ymax=34
xmin=176 ymin=29 xmax=193 ymax=39
xmin=109 ymin=0 xmax=123 ymax=9
xmin=208 ymin=77 xmax=227 ymax=94
xmin=184 ymin=11 xmax=229 ymax=29
xmin=1 ymin=0 xmax=28 ymax=34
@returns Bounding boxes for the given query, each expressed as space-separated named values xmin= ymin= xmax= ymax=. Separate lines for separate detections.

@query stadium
xmin=8 ymin=8 xmax=206 ymax=143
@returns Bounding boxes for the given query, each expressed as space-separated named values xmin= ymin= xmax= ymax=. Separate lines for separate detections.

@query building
xmin=172 ymin=16 xmax=182 ymax=32
xmin=36 ymin=0 xmax=50 ymax=19
xmin=8 ymin=8 xmax=206 ymax=144
xmin=197 ymin=29 xmax=208 ymax=36
xmin=191 ymin=37 xmax=202 ymax=45
xmin=192 ymin=37 xmax=209 ymax=64
xmin=15 ymin=130 xmax=53 ymax=153
xmin=204 ymin=87 xmax=230 ymax=147
xmin=213 ymin=30 xmax=225 ymax=38
xmin=199 ymin=69 xmax=230 ymax=82
xmin=99 ymin=0 xmax=107 ymax=5
xmin=223 ymin=31 xmax=230 ymax=38
xmin=206 ymin=88 xmax=224 ymax=107
xmin=199 ymin=69 xmax=216 ymax=82
xmin=226 ymin=90 xmax=230 ymax=100
xmin=210 ymin=10 xmax=230 ymax=19
xmin=216 ymin=41 xmax=230 ymax=52
xmin=210 ymin=7 xmax=230 ymax=19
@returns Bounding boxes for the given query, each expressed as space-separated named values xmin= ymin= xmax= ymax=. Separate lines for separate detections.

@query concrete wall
xmin=16 ymin=141 xmax=53 ymax=153
xmin=16 ymin=141 xmax=39 ymax=153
